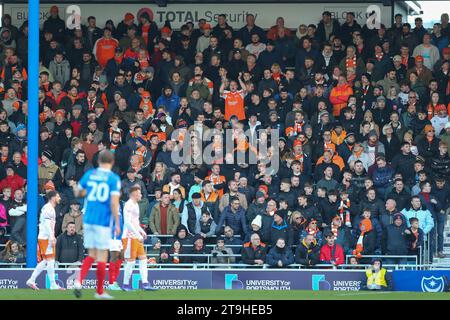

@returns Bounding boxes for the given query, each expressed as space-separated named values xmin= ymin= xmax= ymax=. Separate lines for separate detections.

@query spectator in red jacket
xmin=320 ymin=230 xmax=345 ymax=266
xmin=0 ymin=165 xmax=25 ymax=199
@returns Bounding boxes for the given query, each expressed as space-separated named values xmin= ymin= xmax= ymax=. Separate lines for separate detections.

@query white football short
xmin=83 ymin=224 xmax=111 ymax=250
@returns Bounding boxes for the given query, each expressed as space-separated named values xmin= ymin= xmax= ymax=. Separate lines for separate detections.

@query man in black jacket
xmin=295 ymin=234 xmax=320 ymax=267
xmin=56 ymin=222 xmax=84 ymax=264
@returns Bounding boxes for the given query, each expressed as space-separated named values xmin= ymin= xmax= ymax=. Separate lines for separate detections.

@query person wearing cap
xmin=382 ymin=212 xmax=409 ymax=265
xmin=406 ymin=54 xmax=433 ymax=86
xmin=361 ymin=258 xmax=393 ymax=290
xmin=117 ymin=13 xmax=137 ymax=39
xmin=416 ymin=124 xmax=440 ymax=164
xmin=42 ymin=5 xmax=65 ymax=43
xmin=433 ymin=47 xmax=450 ymax=74
xmin=430 ymin=102 xmax=449 ymax=136
xmin=196 ymin=23 xmax=213 ymax=54
xmin=265 ymin=209 xmax=291 ymax=247
xmin=412 ymin=33 xmax=440 ymax=70
xmin=38 ymin=149 xmax=63 ymax=193
xmin=186 ymin=233 xmax=211 ymax=264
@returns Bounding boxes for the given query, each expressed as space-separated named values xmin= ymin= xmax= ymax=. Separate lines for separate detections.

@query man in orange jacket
xmin=329 ymin=75 xmax=353 ymax=117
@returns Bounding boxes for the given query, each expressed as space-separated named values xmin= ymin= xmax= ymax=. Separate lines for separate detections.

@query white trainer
xmin=50 ymin=284 xmax=66 ymax=290
xmin=26 ymin=280 xmax=39 ymax=290
xmin=94 ymin=292 xmax=114 ymax=299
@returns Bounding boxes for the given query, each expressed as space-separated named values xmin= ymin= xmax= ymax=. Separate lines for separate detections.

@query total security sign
xmin=393 ymin=271 xmax=450 ymax=292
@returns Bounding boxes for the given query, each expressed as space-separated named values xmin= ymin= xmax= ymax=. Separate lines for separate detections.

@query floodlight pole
xmin=26 ymin=0 xmax=39 ymax=268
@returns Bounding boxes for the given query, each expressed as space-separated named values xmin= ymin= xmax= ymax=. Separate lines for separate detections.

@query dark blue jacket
xmin=266 ymin=246 xmax=294 ymax=267
xmin=216 ymin=205 xmax=248 ymax=236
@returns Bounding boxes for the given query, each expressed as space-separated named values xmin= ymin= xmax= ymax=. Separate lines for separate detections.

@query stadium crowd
xmin=0 ymin=6 xmax=449 ymax=267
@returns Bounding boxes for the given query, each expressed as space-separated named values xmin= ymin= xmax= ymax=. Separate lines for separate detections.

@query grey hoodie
xmin=49 ymin=58 xmax=71 ymax=87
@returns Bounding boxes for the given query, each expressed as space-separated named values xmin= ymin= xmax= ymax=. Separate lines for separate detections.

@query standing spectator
xmin=401 ymin=196 xmax=434 ymax=237
xmin=181 ymin=192 xmax=210 ymax=235
xmin=61 ymin=199 xmax=83 ymax=236
xmin=382 ymin=213 xmax=409 ymax=264
xmin=93 ymin=28 xmax=118 ymax=68
xmin=329 ymin=75 xmax=353 ymax=118
xmin=55 ymin=222 xmax=84 ymax=264
xmin=412 ymin=33 xmax=440 ymax=70
xmin=42 ymin=6 xmax=66 ymax=43
xmin=216 ymin=196 xmax=248 ymax=238
xmin=405 ymin=217 xmax=425 ymax=259
xmin=149 ymin=192 xmax=180 ymax=236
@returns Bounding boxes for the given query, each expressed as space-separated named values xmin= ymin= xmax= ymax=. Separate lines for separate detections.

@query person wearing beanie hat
xmin=267 ymin=209 xmax=291 ymax=246
xmin=362 ymin=257 xmax=393 ymax=291
xmin=211 ymin=235 xmax=235 ymax=264
xmin=189 ymin=232 xmax=210 ymax=264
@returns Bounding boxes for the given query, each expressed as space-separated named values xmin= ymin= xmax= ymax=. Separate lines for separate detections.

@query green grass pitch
xmin=0 ymin=289 xmax=448 ymax=300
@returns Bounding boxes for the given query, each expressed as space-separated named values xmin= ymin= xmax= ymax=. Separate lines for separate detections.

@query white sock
xmin=139 ymin=259 xmax=148 ymax=284
xmin=47 ymin=260 xmax=56 ymax=287
xmin=29 ymin=260 xmax=47 ymax=283
xmin=123 ymin=261 xmax=135 ymax=285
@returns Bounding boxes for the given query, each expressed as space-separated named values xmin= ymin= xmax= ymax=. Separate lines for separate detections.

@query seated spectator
xmin=241 ymin=233 xmax=267 ymax=266
xmin=223 ymin=226 xmax=243 ymax=256
xmin=187 ymin=234 xmax=210 ymax=264
xmin=300 ymin=218 xmax=323 ymax=247
xmin=55 ymin=222 xmax=84 ymax=264
xmin=168 ymin=224 xmax=194 ymax=247
xmin=244 ymin=215 xmax=263 ymax=243
xmin=267 ymin=238 xmax=294 ymax=268
xmin=320 ymin=230 xmax=345 ymax=266
xmin=361 ymin=258 xmax=393 ymax=291
xmin=195 ymin=210 xmax=217 ymax=243
xmin=0 ymin=240 xmax=25 ymax=264
xmin=169 ymin=239 xmax=188 ymax=264
xmin=295 ymin=233 xmax=320 ymax=267
xmin=211 ymin=236 xmax=235 ymax=265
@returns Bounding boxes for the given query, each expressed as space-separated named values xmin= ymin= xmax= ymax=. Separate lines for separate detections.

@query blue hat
xmin=16 ymin=123 xmax=26 ymax=132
